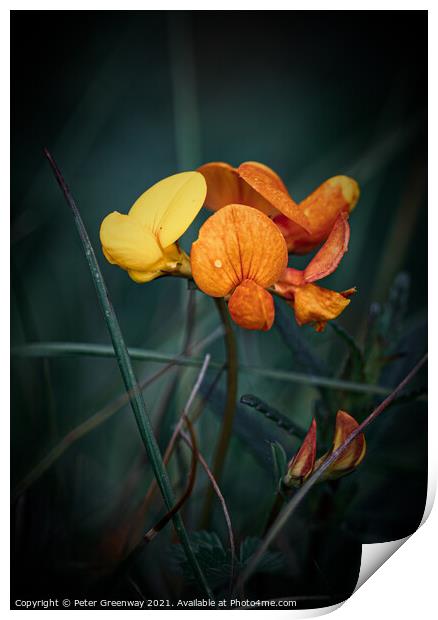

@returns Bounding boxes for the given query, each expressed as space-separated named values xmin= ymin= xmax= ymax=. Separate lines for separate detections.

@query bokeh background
xmin=11 ymin=11 xmax=427 ymax=608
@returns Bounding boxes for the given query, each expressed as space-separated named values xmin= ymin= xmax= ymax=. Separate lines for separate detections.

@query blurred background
xmin=11 ymin=11 xmax=427 ymax=608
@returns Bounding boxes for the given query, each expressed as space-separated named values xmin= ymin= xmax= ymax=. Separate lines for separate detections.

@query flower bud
xmin=283 ymin=419 xmax=316 ymax=488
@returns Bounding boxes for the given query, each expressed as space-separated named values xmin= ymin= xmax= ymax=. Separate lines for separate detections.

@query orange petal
xmin=340 ymin=287 xmax=357 ymax=299
xmin=274 ymin=175 xmax=359 ymax=254
xmin=198 ymin=161 xmax=283 ymax=217
xmin=284 ymin=419 xmax=317 ymax=487
xmin=317 ymin=410 xmax=366 ymax=480
xmin=191 ymin=204 xmax=288 ymax=297
xmin=293 ymin=283 xmax=351 ymax=330
xmin=228 ymin=279 xmax=275 ymax=330
xmin=238 ymin=162 xmax=311 ymax=232
xmin=197 ymin=162 xmax=241 ymax=211
xmin=273 ymin=268 xmax=303 ymax=300
xmin=303 ymin=213 xmax=350 ymax=283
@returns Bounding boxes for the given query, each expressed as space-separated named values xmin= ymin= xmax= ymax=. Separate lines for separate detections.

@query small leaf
xmin=269 ymin=441 xmax=288 ymax=489
xmin=172 ymin=531 xmax=232 ymax=590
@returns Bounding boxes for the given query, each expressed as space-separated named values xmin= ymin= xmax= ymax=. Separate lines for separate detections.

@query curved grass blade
xmin=43 ymin=149 xmax=212 ymax=599
xmin=13 ymin=341 xmax=405 ymax=397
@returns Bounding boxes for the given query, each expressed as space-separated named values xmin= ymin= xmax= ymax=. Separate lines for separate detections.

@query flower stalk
xmin=199 ymin=297 xmax=238 ymax=528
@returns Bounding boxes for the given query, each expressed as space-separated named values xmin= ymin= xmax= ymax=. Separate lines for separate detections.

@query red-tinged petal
xmin=293 ymin=283 xmax=352 ymax=330
xmin=228 ymin=279 xmax=275 ymax=331
xmin=340 ymin=287 xmax=357 ymax=299
xmin=284 ymin=419 xmax=317 ymax=488
xmin=238 ymin=162 xmax=312 ymax=232
xmin=316 ymin=410 xmax=366 ymax=480
xmin=303 ymin=213 xmax=350 ymax=283
xmin=274 ymin=175 xmax=359 ymax=254
xmin=273 ymin=267 xmax=304 ymax=300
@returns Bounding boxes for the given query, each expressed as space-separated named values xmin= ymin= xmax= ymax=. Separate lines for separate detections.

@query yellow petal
xmin=128 ymin=171 xmax=206 ymax=248
xmin=293 ymin=283 xmax=351 ymax=328
xmin=126 ymin=269 xmax=163 ymax=283
xmin=228 ymin=280 xmax=275 ymax=330
xmin=100 ymin=212 xmax=162 ymax=271
xmin=191 ymin=204 xmax=288 ymax=297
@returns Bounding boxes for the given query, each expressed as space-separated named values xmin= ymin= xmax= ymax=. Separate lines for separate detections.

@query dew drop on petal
xmin=214 ymin=259 xmax=222 ymax=268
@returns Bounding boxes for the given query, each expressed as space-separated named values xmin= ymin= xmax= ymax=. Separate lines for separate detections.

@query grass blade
xmin=43 ymin=149 xmax=213 ymax=599
xmin=12 ymin=341 xmax=412 ymax=397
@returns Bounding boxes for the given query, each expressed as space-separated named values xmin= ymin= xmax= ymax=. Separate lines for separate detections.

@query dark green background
xmin=11 ymin=11 xmax=427 ymax=608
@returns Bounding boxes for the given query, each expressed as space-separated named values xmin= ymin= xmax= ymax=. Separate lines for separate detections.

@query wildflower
xmin=191 ymin=203 xmax=288 ymax=330
xmin=284 ymin=411 xmax=365 ymax=488
xmin=100 ymin=171 xmax=207 ymax=283
xmin=274 ymin=212 xmax=355 ymax=331
xmin=198 ymin=161 xmax=359 ymax=253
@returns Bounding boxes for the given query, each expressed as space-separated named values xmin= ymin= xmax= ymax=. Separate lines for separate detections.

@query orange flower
xmin=191 ymin=204 xmax=288 ymax=331
xmin=283 ymin=411 xmax=366 ymax=489
xmin=198 ymin=161 xmax=359 ymax=254
xmin=274 ymin=213 xmax=355 ymax=331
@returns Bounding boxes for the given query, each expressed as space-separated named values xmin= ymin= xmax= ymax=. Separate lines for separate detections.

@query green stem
xmin=199 ymin=298 xmax=238 ymax=528
xmin=43 ymin=149 xmax=213 ymax=600
xmin=12 ymin=341 xmax=427 ymax=399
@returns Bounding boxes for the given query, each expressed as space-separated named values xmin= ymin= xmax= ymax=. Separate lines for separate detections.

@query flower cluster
xmin=100 ymin=161 xmax=359 ymax=332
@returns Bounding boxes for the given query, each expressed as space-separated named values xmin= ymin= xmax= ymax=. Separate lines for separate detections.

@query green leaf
xmin=172 ymin=531 xmax=232 ymax=590
xmin=173 ymin=533 xmax=286 ymax=590
xmin=269 ymin=441 xmax=288 ymax=490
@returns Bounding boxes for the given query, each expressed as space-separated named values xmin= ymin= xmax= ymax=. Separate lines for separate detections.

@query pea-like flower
xmin=284 ymin=410 xmax=366 ymax=488
xmin=198 ymin=161 xmax=359 ymax=253
xmin=274 ymin=212 xmax=356 ymax=331
xmin=191 ymin=203 xmax=288 ymax=331
xmin=100 ymin=171 xmax=207 ymax=283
